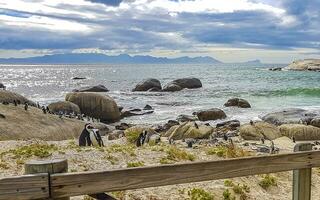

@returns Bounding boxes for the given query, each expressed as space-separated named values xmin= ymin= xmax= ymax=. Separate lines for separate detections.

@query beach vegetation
xmin=0 ymin=161 xmax=9 ymax=169
xmin=223 ymin=189 xmax=235 ymax=200
xmin=111 ymin=191 xmax=126 ymax=200
xmin=160 ymin=146 xmax=195 ymax=163
xmin=127 ymin=161 xmax=144 ymax=168
xmin=106 ymin=144 xmax=136 ymax=156
xmin=105 ymin=154 xmax=119 ymax=165
xmin=259 ymin=174 xmax=277 ymax=189
xmin=206 ymin=143 xmax=251 ymax=158
xmin=187 ymin=188 xmax=214 ymax=200
xmin=8 ymin=143 xmax=57 ymax=159
xmin=124 ymin=128 xmax=141 ymax=143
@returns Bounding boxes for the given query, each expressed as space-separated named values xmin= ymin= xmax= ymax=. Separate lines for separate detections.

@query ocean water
xmin=1 ymin=64 xmax=319 ymax=125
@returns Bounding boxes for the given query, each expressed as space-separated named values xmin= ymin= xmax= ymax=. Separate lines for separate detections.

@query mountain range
xmin=0 ymin=53 xmax=222 ymax=64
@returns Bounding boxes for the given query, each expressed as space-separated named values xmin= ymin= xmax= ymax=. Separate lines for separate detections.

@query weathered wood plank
xmin=0 ymin=173 xmax=49 ymax=200
xmin=51 ymin=150 xmax=320 ymax=198
xmin=293 ymin=143 xmax=312 ymax=200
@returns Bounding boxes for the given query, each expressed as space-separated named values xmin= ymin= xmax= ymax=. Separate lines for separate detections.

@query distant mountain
xmin=0 ymin=53 xmax=221 ymax=64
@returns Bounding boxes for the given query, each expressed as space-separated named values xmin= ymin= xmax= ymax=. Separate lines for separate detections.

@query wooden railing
xmin=0 ymin=143 xmax=319 ymax=200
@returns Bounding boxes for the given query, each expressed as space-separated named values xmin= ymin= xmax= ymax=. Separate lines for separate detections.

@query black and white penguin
xmin=24 ymin=103 xmax=28 ymax=111
xmin=223 ymin=133 xmax=228 ymax=141
xmin=79 ymin=123 xmax=104 ymax=147
xmin=136 ymin=130 xmax=147 ymax=147
xmin=260 ymin=137 xmax=265 ymax=144
xmin=292 ymin=136 xmax=296 ymax=143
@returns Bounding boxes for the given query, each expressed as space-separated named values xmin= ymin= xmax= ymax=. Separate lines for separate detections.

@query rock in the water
xmin=121 ymin=109 xmax=154 ymax=118
xmin=166 ymin=121 xmax=213 ymax=140
xmin=162 ymin=83 xmax=183 ymax=92
xmin=311 ymin=118 xmax=320 ymax=128
xmin=224 ymin=98 xmax=251 ymax=108
xmin=0 ymin=90 xmax=36 ymax=106
xmin=143 ymin=104 xmax=153 ymax=110
xmin=176 ymin=114 xmax=197 ymax=122
xmin=196 ymin=108 xmax=227 ymax=121
xmin=216 ymin=120 xmax=240 ymax=130
xmin=240 ymin=122 xmax=281 ymax=140
xmin=72 ymin=77 xmax=86 ymax=80
xmin=261 ymin=108 xmax=318 ymax=125
xmin=115 ymin=122 xmax=131 ymax=130
xmin=170 ymin=78 xmax=202 ymax=89
xmin=132 ymin=78 xmax=162 ymax=92
xmin=72 ymin=85 xmax=109 ymax=92
xmin=0 ymin=83 xmax=5 ymax=89
xmin=284 ymin=59 xmax=320 ymax=71
xmin=269 ymin=67 xmax=282 ymax=71
xmin=65 ymin=92 xmax=120 ymax=123
xmin=279 ymin=124 xmax=320 ymax=140
xmin=48 ymin=101 xmax=81 ymax=115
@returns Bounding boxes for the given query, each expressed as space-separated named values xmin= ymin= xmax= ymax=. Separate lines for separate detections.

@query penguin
xmin=89 ymin=129 xmax=104 ymax=147
xmin=42 ymin=106 xmax=46 ymax=114
xmin=270 ymin=141 xmax=275 ymax=154
xmin=136 ymin=130 xmax=147 ymax=147
xmin=79 ymin=123 xmax=94 ymax=146
xmin=223 ymin=133 xmax=228 ymax=141
xmin=24 ymin=103 xmax=28 ymax=111
xmin=194 ymin=122 xmax=199 ymax=129
xmin=261 ymin=137 xmax=265 ymax=144
xmin=250 ymin=120 xmax=254 ymax=126
xmin=292 ymin=136 xmax=296 ymax=143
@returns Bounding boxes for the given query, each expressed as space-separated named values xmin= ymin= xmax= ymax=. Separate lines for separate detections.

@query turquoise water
xmin=0 ymin=64 xmax=319 ymax=124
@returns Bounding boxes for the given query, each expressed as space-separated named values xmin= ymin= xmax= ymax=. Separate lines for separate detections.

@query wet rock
xmin=118 ymin=106 xmax=124 ymax=112
xmin=121 ymin=110 xmax=154 ymax=118
xmin=279 ymin=124 xmax=320 ymax=140
xmin=224 ymin=98 xmax=251 ymax=108
xmin=115 ymin=122 xmax=131 ymax=130
xmin=65 ymin=92 xmax=121 ymax=123
xmin=176 ymin=114 xmax=197 ymax=122
xmin=196 ymin=108 xmax=227 ymax=121
xmin=0 ymin=83 xmax=5 ymax=89
xmin=166 ymin=121 xmax=213 ymax=140
xmin=143 ymin=104 xmax=153 ymax=110
xmin=48 ymin=101 xmax=81 ymax=115
xmin=162 ymin=83 xmax=183 ymax=92
xmin=148 ymin=87 xmax=162 ymax=92
xmin=72 ymin=84 xmax=109 ymax=92
xmin=216 ymin=120 xmax=240 ymax=130
xmin=170 ymin=78 xmax=202 ymax=89
xmin=132 ymin=78 xmax=162 ymax=92
xmin=240 ymin=122 xmax=281 ymax=140
xmin=261 ymin=108 xmax=318 ymax=125
xmin=72 ymin=77 xmax=86 ymax=80
xmin=269 ymin=67 xmax=282 ymax=71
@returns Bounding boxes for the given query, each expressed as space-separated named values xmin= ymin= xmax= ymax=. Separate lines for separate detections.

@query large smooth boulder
xmin=65 ymin=92 xmax=120 ymax=123
xmin=311 ymin=118 xmax=320 ymax=128
xmin=279 ymin=124 xmax=320 ymax=140
xmin=196 ymin=108 xmax=227 ymax=121
xmin=165 ymin=122 xmax=213 ymax=140
xmin=261 ymin=108 xmax=318 ymax=125
xmin=240 ymin=122 xmax=281 ymax=140
xmin=224 ymin=98 xmax=251 ymax=108
xmin=132 ymin=79 xmax=162 ymax=92
xmin=284 ymin=59 xmax=320 ymax=71
xmin=171 ymin=78 xmax=202 ymax=89
xmin=162 ymin=83 xmax=183 ymax=92
xmin=72 ymin=85 xmax=109 ymax=92
xmin=48 ymin=101 xmax=81 ymax=115
xmin=0 ymin=90 xmax=36 ymax=106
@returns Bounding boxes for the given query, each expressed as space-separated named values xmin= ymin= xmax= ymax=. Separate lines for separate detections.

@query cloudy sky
xmin=0 ymin=0 xmax=319 ymax=63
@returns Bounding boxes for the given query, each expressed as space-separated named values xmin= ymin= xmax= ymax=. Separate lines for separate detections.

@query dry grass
xmin=206 ymin=143 xmax=251 ymax=158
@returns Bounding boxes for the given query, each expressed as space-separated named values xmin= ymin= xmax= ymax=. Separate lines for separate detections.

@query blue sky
xmin=0 ymin=0 xmax=319 ymax=63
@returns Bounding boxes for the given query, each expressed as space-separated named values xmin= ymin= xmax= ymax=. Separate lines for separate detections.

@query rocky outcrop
xmin=279 ymin=124 xmax=320 ymax=140
xmin=162 ymin=83 xmax=183 ymax=92
xmin=0 ymin=104 xmax=84 ymax=140
xmin=261 ymin=108 xmax=318 ymax=125
xmin=176 ymin=114 xmax=197 ymax=122
xmin=284 ymin=59 xmax=320 ymax=71
xmin=72 ymin=85 xmax=109 ymax=92
xmin=65 ymin=92 xmax=120 ymax=123
xmin=196 ymin=108 xmax=227 ymax=121
xmin=224 ymin=98 xmax=251 ymax=108
xmin=121 ymin=109 xmax=154 ymax=118
xmin=216 ymin=120 xmax=240 ymax=130
xmin=132 ymin=79 xmax=162 ymax=92
xmin=311 ymin=118 xmax=320 ymax=128
xmin=165 ymin=121 xmax=213 ymax=140
xmin=240 ymin=122 xmax=281 ymax=140
xmin=0 ymin=90 xmax=36 ymax=106
xmin=163 ymin=78 xmax=202 ymax=92
xmin=0 ymin=83 xmax=5 ymax=89
xmin=48 ymin=101 xmax=81 ymax=115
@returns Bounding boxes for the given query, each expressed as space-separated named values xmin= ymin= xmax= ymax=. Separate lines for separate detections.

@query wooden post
xmin=25 ymin=159 xmax=69 ymax=200
xmin=293 ymin=143 xmax=312 ymax=200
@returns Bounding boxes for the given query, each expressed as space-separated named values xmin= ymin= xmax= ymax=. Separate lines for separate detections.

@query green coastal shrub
xmin=106 ymin=144 xmax=136 ymax=156
xmin=259 ymin=174 xmax=277 ymax=189
xmin=223 ymin=189 xmax=235 ymax=200
xmin=187 ymin=188 xmax=214 ymax=200
xmin=127 ymin=161 xmax=144 ymax=168
xmin=124 ymin=127 xmax=142 ymax=143
xmin=8 ymin=143 xmax=58 ymax=159
xmin=206 ymin=144 xmax=251 ymax=158
xmin=166 ymin=146 xmax=195 ymax=161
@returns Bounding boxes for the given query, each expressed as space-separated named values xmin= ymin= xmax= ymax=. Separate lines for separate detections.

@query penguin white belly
xmin=89 ymin=129 xmax=99 ymax=146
